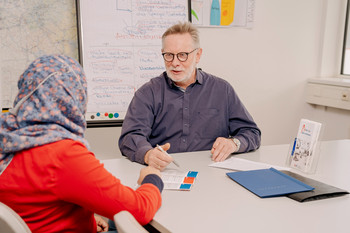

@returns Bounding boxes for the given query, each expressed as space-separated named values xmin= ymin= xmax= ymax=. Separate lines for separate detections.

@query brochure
xmin=289 ymin=119 xmax=322 ymax=173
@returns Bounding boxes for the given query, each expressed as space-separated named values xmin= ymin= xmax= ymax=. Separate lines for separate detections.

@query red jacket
xmin=0 ymin=139 xmax=162 ymax=233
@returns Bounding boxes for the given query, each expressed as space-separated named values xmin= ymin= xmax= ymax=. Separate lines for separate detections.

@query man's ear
xmin=196 ymin=48 xmax=203 ymax=63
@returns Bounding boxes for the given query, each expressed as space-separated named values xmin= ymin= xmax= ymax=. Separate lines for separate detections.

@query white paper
xmin=209 ymin=157 xmax=290 ymax=171
xmin=161 ymin=169 xmax=197 ymax=190
xmin=161 ymin=170 xmax=188 ymax=183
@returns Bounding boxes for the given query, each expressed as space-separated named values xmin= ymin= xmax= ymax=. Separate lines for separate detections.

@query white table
xmin=103 ymin=140 xmax=350 ymax=233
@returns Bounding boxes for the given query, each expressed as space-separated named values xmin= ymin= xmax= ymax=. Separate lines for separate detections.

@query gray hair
xmin=162 ymin=21 xmax=200 ymax=48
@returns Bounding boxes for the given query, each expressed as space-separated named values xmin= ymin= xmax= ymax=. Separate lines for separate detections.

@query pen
xmin=156 ymin=144 xmax=180 ymax=167
xmin=291 ymin=138 xmax=297 ymax=156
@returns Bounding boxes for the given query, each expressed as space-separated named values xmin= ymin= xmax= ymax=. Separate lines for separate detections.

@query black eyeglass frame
xmin=162 ymin=48 xmax=198 ymax=62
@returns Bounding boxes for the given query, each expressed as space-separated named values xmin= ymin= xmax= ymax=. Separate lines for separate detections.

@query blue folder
xmin=227 ymin=167 xmax=314 ymax=198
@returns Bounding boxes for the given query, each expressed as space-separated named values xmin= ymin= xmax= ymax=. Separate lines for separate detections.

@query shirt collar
xmin=196 ymin=69 xmax=203 ymax=84
xmin=165 ymin=68 xmax=203 ymax=90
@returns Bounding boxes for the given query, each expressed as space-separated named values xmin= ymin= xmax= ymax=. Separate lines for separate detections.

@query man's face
xmin=162 ymin=33 xmax=202 ymax=88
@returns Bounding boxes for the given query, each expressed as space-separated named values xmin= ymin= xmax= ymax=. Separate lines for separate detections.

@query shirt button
xmin=182 ymin=139 xmax=186 ymax=142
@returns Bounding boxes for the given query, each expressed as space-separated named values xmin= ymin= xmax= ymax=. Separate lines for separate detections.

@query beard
xmin=166 ymin=58 xmax=197 ymax=86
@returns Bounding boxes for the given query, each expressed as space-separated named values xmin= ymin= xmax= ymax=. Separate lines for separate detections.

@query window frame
xmin=341 ymin=0 xmax=350 ymax=76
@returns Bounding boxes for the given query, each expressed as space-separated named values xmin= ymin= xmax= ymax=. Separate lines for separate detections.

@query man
xmin=119 ymin=22 xmax=261 ymax=170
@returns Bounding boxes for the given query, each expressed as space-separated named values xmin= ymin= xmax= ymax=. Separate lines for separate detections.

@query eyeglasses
xmin=162 ymin=48 xmax=198 ymax=62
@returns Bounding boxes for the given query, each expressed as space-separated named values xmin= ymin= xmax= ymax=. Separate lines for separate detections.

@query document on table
xmin=161 ymin=169 xmax=198 ymax=191
xmin=209 ymin=157 xmax=290 ymax=171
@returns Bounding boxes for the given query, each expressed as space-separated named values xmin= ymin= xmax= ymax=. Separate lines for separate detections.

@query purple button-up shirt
xmin=119 ymin=69 xmax=261 ymax=164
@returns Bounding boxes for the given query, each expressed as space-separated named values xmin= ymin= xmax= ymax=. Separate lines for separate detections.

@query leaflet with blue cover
xmin=226 ymin=167 xmax=314 ymax=198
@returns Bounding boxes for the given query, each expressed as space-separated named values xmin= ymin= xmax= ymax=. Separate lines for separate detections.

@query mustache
xmin=169 ymin=67 xmax=184 ymax=72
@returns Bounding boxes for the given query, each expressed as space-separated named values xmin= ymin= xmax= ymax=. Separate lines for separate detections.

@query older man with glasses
xmin=119 ymin=22 xmax=261 ymax=170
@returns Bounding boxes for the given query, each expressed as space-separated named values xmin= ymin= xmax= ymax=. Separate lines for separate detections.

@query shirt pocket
xmin=196 ymin=108 xmax=223 ymax=139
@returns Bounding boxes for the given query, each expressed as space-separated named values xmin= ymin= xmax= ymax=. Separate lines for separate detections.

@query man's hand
xmin=137 ymin=166 xmax=162 ymax=185
xmin=144 ymin=143 xmax=172 ymax=171
xmin=211 ymin=137 xmax=237 ymax=162
xmin=94 ymin=215 xmax=108 ymax=232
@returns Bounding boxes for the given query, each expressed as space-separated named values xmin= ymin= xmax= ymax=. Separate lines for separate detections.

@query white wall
xmin=85 ymin=127 xmax=122 ymax=159
xmin=198 ymin=0 xmax=349 ymax=145
xmin=308 ymin=0 xmax=350 ymax=141
xmin=87 ymin=0 xmax=350 ymax=159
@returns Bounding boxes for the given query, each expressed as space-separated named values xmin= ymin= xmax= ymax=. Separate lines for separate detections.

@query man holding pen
xmin=119 ymin=22 xmax=261 ymax=170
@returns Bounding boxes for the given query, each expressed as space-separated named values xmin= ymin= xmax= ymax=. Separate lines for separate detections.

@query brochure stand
xmin=285 ymin=119 xmax=324 ymax=174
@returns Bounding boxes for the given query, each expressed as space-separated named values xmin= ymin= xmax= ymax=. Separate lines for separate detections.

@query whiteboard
xmin=77 ymin=0 xmax=190 ymax=124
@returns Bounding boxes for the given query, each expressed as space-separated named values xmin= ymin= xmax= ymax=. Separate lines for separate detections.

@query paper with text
xmin=161 ymin=169 xmax=198 ymax=191
xmin=209 ymin=157 xmax=290 ymax=171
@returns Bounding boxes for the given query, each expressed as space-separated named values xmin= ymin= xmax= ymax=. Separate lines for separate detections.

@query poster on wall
xmin=191 ymin=0 xmax=255 ymax=28
xmin=0 ymin=1 xmax=78 ymax=110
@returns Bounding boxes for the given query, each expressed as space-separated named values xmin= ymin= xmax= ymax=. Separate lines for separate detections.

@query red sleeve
xmin=51 ymin=140 xmax=162 ymax=225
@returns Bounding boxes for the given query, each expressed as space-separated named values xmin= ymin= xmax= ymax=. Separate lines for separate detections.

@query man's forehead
xmin=162 ymin=33 xmax=194 ymax=51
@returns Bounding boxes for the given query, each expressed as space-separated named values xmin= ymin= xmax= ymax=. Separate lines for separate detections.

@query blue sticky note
xmin=179 ymin=184 xmax=192 ymax=190
xmin=187 ymin=171 xmax=198 ymax=178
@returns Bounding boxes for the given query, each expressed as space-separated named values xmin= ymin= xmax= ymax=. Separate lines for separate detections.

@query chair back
xmin=113 ymin=211 xmax=148 ymax=233
xmin=0 ymin=202 xmax=31 ymax=233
